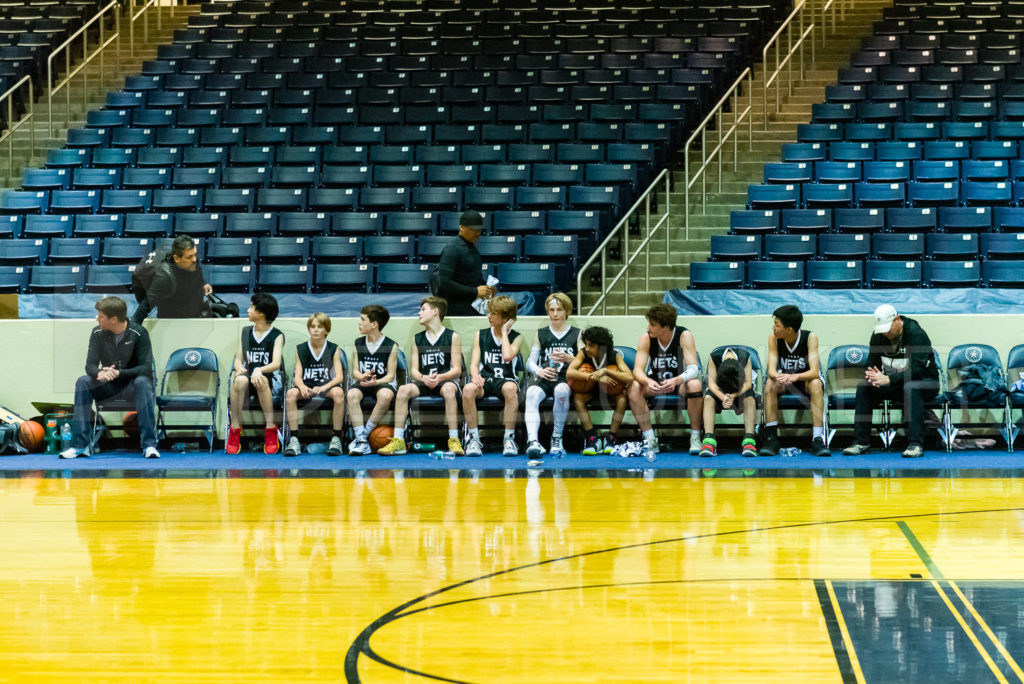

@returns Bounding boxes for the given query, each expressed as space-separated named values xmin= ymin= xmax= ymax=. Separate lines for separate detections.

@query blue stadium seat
xmin=874 ymin=233 xmax=926 ymax=260
xmin=928 ymin=233 xmax=979 ymax=260
xmin=731 ymin=209 xmax=779 ymax=235
xmin=203 ymin=264 xmax=255 ymax=292
xmin=312 ymin=236 xmax=361 ymax=264
xmin=376 ymin=263 xmax=433 ymax=292
xmin=385 ymin=212 xmax=438 ymax=236
xmin=855 ymin=182 xmax=905 ymax=207
xmin=524 ymin=234 xmax=579 ymax=277
xmin=313 ymin=263 xmax=373 ymax=293
xmin=781 ymin=209 xmax=832 ymax=235
xmin=710 ymin=234 xmax=761 ymax=261
xmin=830 ymin=142 xmax=875 ymax=162
xmin=101 ymin=238 xmax=151 ymax=264
xmin=909 ymin=181 xmax=958 ymax=207
xmin=277 ymin=212 xmax=329 ymax=237
xmin=224 ymin=213 xmax=277 ymax=238
xmin=0 ymin=265 xmax=29 ymax=293
xmin=819 ymin=233 xmax=871 ymax=260
xmin=308 ymin=188 xmax=358 ymax=213
xmin=495 ymin=262 xmax=557 ymax=297
xmin=764 ymin=234 xmax=815 ymax=261
xmin=258 ymin=237 xmax=309 ymax=265
xmin=206 ymin=237 xmax=258 ymax=264
xmin=806 ymin=260 xmax=864 ymax=288
xmin=23 ymin=168 xmax=69 ymax=191
xmin=962 ymin=181 xmax=1012 ymax=206
xmin=23 ymin=215 xmax=73 ymax=239
xmin=815 ymin=162 xmax=861 ymax=184
xmin=476 ymin=235 xmax=522 ymax=263
xmin=747 ymin=184 xmax=799 ymax=210
xmin=923 ymin=261 xmax=981 ymax=287
xmin=50 ymin=190 xmax=100 ymax=215
xmin=689 ymin=261 xmax=745 ymax=290
xmin=84 ymin=265 xmax=135 ymax=293
xmin=29 ymin=265 xmax=86 ymax=293
xmin=257 ymin=263 xmax=312 ymax=292
xmin=832 ymin=208 xmax=883 ymax=234
xmin=101 ymin=189 xmax=152 ymax=214
xmin=416 ymin=235 xmax=450 ymax=263
xmin=493 ymin=210 xmax=545 ymax=235
xmin=363 ymin=235 xmax=415 ymax=263
xmin=746 ymin=261 xmax=805 ymax=289
xmin=764 ymin=162 xmax=813 ymax=185
xmin=75 ymin=214 xmax=123 ymax=238
xmin=48 ymin=237 xmax=100 ymax=265
xmin=866 ymin=260 xmax=922 ymax=288
xmin=981 ymin=233 xmax=1024 ymax=261
xmin=983 ymin=260 xmax=1024 ymax=287
xmin=0 ymin=238 xmax=47 ymax=266
xmin=174 ymin=213 xmax=222 ymax=239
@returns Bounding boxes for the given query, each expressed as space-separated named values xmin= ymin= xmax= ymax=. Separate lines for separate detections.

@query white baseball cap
xmin=873 ymin=303 xmax=898 ymax=334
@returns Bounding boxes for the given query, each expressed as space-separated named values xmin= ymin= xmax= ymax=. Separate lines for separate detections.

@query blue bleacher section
xmin=695 ymin=0 xmax=1024 ymax=290
xmin=0 ymin=0 xmax=787 ymax=300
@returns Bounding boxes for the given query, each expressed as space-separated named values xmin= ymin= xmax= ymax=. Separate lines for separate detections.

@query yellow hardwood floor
xmin=0 ymin=473 xmax=1021 ymax=682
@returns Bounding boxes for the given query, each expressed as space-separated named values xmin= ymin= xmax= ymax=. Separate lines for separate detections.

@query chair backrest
xmin=825 ymin=344 xmax=870 ymax=398
xmin=1006 ymin=344 xmax=1024 ymax=388
xmin=614 ymin=345 xmax=636 ymax=371
xmin=160 ymin=347 xmax=220 ymax=399
xmin=708 ymin=345 xmax=759 ymax=395
xmin=946 ymin=343 xmax=1004 ymax=389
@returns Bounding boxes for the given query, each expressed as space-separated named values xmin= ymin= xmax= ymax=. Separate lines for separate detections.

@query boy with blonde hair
xmin=284 ymin=312 xmax=346 ymax=457
xmin=524 ymin=292 xmax=580 ymax=462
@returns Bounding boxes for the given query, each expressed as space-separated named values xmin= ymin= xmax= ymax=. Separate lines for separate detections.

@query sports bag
xmin=131 ymin=247 xmax=172 ymax=303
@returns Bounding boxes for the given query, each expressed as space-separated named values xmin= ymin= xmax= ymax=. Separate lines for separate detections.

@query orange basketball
xmin=568 ymin=362 xmax=596 ymax=394
xmin=123 ymin=411 xmax=139 ymax=438
xmin=602 ymin=368 xmax=625 ymax=397
xmin=368 ymin=424 xmax=394 ymax=451
xmin=18 ymin=420 xmax=44 ymax=451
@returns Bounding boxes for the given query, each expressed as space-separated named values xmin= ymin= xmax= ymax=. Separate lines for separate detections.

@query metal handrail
xmin=46 ymin=0 xmax=121 ymax=138
xmin=0 ymin=76 xmax=35 ymax=177
xmin=683 ymin=67 xmax=754 ymax=235
xmin=129 ymin=0 xmax=162 ymax=56
xmin=576 ymin=169 xmax=670 ymax=315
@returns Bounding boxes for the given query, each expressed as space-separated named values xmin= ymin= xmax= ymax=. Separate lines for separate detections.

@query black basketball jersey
xmin=710 ymin=347 xmax=750 ymax=372
xmin=354 ymin=335 xmax=397 ymax=388
xmin=296 ymin=340 xmax=338 ymax=386
xmin=537 ymin=325 xmax=580 ymax=380
xmin=241 ymin=325 xmax=283 ymax=374
xmin=415 ymin=328 xmax=454 ymax=376
xmin=777 ymin=329 xmax=812 ymax=374
xmin=648 ymin=326 xmax=686 ymax=382
xmin=478 ymin=328 xmax=521 ymax=380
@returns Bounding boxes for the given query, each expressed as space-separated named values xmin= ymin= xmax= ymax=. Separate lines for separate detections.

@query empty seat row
xmin=711 ymin=231 xmax=1024 ymax=261
xmin=747 ymin=180 xmax=1024 ymax=209
xmin=798 ymin=121 xmax=1024 ymax=143
xmin=784 ymin=139 xmax=1024 ymax=162
xmin=765 ymin=159 xmax=1024 ymax=184
xmin=731 ymin=206 xmax=1024 ymax=234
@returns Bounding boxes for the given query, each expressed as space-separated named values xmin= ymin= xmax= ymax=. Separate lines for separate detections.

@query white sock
xmin=525 ymin=385 xmax=545 ymax=442
xmin=355 ymin=425 xmax=366 ymax=439
xmin=642 ymin=429 xmax=656 ymax=442
xmin=553 ymin=383 xmax=571 ymax=438
xmin=504 ymin=429 xmax=515 ymax=441
xmin=394 ymin=427 xmax=405 ymax=440
xmin=468 ymin=428 xmax=480 ymax=440
xmin=813 ymin=426 xmax=825 ymax=439
xmin=765 ymin=421 xmax=778 ymax=428
xmin=365 ymin=420 xmax=376 ymax=434
xmin=448 ymin=429 xmax=458 ymax=439
xmin=690 ymin=429 xmax=700 ymax=440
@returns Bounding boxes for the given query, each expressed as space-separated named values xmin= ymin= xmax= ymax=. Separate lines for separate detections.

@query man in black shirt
xmin=435 ymin=210 xmax=495 ymax=317
xmin=62 ymin=297 xmax=158 ymax=459
xmin=843 ymin=304 xmax=940 ymax=458
xmin=132 ymin=235 xmax=212 ymax=323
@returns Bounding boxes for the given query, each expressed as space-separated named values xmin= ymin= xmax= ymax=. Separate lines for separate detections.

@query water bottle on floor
xmin=60 ymin=422 xmax=71 ymax=452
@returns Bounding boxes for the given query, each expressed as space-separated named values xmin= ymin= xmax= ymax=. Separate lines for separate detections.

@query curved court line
xmin=344 ymin=505 xmax=1024 ymax=683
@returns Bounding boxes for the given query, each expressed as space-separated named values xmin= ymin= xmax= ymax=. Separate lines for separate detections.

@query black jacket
xmin=132 ymin=260 xmax=207 ymax=323
xmin=436 ymin=235 xmax=485 ymax=316
xmin=85 ymin=322 xmax=153 ymax=381
xmin=866 ymin=316 xmax=939 ymax=389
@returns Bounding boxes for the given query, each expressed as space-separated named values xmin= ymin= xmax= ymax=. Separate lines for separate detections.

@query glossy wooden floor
xmin=3 ymin=472 xmax=1024 ymax=682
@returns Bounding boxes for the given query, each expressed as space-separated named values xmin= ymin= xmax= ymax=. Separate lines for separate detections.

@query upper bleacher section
xmin=0 ymin=0 xmax=787 ymax=302
xmin=693 ymin=0 xmax=1024 ymax=291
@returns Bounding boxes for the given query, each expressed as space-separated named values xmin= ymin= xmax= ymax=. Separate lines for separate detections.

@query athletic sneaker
xmin=378 ymin=437 xmax=408 ymax=455
xmin=327 ymin=436 xmax=343 ymax=456
xmin=811 ymin=437 xmax=830 ymax=458
xmin=759 ymin=432 xmax=780 ymax=457
xmin=902 ymin=442 xmax=924 ymax=458
xmin=464 ymin=436 xmax=483 ymax=457
xmin=699 ymin=437 xmax=717 ymax=458
xmin=284 ymin=436 xmax=301 ymax=457
xmin=502 ymin=436 xmax=519 ymax=457
xmin=526 ymin=440 xmax=545 ymax=460
xmin=226 ymin=427 xmax=242 ymax=455
xmin=689 ymin=433 xmax=703 ymax=455
xmin=144 ymin=446 xmax=161 ymax=459
xmin=264 ymin=426 xmax=280 ymax=455
xmin=447 ymin=437 xmax=464 ymax=456
xmin=582 ymin=435 xmax=603 ymax=456
xmin=603 ymin=433 xmax=618 ymax=455
xmin=741 ymin=437 xmax=757 ymax=458
xmin=842 ymin=442 xmax=871 ymax=456
xmin=59 ymin=447 xmax=84 ymax=459
xmin=549 ymin=435 xmax=566 ymax=457
xmin=646 ymin=434 xmax=661 ymax=456
xmin=348 ymin=437 xmax=371 ymax=456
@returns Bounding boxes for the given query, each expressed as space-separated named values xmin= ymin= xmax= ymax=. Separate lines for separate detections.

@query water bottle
xmin=173 ymin=442 xmax=187 ymax=453
xmin=60 ymin=422 xmax=72 ymax=452
xmin=428 ymin=450 xmax=445 ymax=460
xmin=412 ymin=442 xmax=436 ymax=452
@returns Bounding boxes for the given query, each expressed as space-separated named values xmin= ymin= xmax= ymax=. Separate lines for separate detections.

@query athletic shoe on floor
xmin=348 ymin=437 xmax=371 ymax=456
xmin=327 ymin=436 xmax=343 ymax=456
xmin=549 ymin=435 xmax=566 ymax=457
xmin=226 ymin=427 xmax=241 ymax=455
xmin=902 ymin=443 xmax=923 ymax=458
xmin=603 ymin=433 xmax=618 ymax=454
xmin=378 ymin=437 xmax=407 ymax=455
xmin=264 ymin=426 xmax=280 ymax=454
xmin=502 ymin=437 xmax=519 ymax=457
xmin=144 ymin=446 xmax=160 ymax=459
xmin=811 ymin=437 xmax=830 ymax=458
xmin=526 ymin=439 xmax=545 ymax=460
xmin=447 ymin=437 xmax=464 ymax=456
xmin=758 ymin=433 xmax=780 ymax=457
xmin=464 ymin=436 xmax=483 ymax=457
xmin=582 ymin=435 xmax=602 ymax=456
xmin=699 ymin=437 xmax=717 ymax=458
xmin=842 ymin=442 xmax=871 ymax=456
xmin=741 ymin=438 xmax=757 ymax=458
xmin=284 ymin=436 xmax=301 ymax=457
xmin=689 ymin=432 xmax=702 ymax=455
xmin=59 ymin=447 xmax=84 ymax=459
xmin=646 ymin=434 xmax=661 ymax=456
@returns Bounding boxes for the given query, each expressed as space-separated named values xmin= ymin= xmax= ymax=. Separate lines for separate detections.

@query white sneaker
xmin=144 ymin=446 xmax=160 ymax=459
xmin=59 ymin=447 xmax=83 ymax=459
xmin=526 ymin=439 xmax=545 ymax=459
xmin=689 ymin=433 xmax=702 ymax=455
xmin=327 ymin=436 xmax=343 ymax=456
xmin=503 ymin=437 xmax=519 ymax=457
xmin=549 ymin=435 xmax=566 ymax=457
xmin=284 ymin=436 xmax=301 ymax=457
xmin=647 ymin=434 xmax=661 ymax=455
xmin=465 ymin=436 xmax=483 ymax=457
xmin=349 ymin=437 xmax=371 ymax=456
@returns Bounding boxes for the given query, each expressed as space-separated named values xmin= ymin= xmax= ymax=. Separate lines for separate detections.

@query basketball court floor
xmin=0 ymin=467 xmax=1021 ymax=682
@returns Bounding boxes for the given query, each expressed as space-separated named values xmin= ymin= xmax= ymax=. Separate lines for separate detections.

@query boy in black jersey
xmin=760 ymin=305 xmax=829 ymax=457
xmin=699 ymin=348 xmax=757 ymax=458
xmin=524 ymin=292 xmax=581 ymax=462
xmin=346 ymin=304 xmax=399 ymax=456
xmin=379 ymin=296 xmax=464 ymax=456
xmin=284 ymin=312 xmax=346 ymax=457
xmin=627 ymin=303 xmax=703 ymax=459
xmin=463 ymin=295 xmax=524 ymax=457
xmin=566 ymin=326 xmax=634 ymax=455
xmin=227 ymin=292 xmax=284 ymax=455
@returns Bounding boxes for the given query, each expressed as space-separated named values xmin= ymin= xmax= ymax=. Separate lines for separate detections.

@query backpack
xmin=0 ymin=423 xmax=25 ymax=455
xmin=131 ymin=247 xmax=172 ymax=303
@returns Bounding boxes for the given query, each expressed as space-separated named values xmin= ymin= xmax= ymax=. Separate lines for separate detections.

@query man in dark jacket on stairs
xmin=132 ymin=235 xmax=212 ymax=324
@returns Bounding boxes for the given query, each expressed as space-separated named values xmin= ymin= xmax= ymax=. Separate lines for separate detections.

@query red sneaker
xmin=226 ymin=427 xmax=241 ymax=455
xmin=264 ymin=425 xmax=280 ymax=454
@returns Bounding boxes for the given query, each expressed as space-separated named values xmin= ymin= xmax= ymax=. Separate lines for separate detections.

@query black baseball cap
xmin=459 ymin=209 xmax=484 ymax=229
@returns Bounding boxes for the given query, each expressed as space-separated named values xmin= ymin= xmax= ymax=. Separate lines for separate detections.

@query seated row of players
xmin=226 ymin=289 xmax=831 ymax=459
xmin=56 ymin=293 xmax=829 ymax=459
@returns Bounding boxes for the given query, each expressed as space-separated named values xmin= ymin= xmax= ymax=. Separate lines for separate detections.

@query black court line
xmin=344 ymin=506 xmax=1024 ymax=683
xmin=814 ymin=580 xmax=859 ymax=684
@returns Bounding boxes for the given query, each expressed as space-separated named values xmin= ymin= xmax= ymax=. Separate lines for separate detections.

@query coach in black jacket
xmin=435 ymin=210 xmax=495 ymax=316
xmin=132 ymin=235 xmax=212 ymax=323
xmin=63 ymin=297 xmax=159 ymax=460
xmin=843 ymin=304 xmax=940 ymax=459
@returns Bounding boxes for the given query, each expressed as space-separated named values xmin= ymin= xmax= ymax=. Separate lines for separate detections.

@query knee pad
xmin=686 ymin=391 xmax=703 ymax=400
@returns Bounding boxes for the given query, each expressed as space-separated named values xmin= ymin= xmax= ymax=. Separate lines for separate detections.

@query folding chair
xmin=156 ymin=347 xmax=220 ymax=452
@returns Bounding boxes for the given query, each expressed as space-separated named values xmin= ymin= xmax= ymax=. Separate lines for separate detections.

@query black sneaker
xmin=758 ymin=432 xmax=780 ymax=457
xmin=582 ymin=435 xmax=602 ymax=456
xmin=811 ymin=437 xmax=830 ymax=457
xmin=602 ymin=433 xmax=617 ymax=455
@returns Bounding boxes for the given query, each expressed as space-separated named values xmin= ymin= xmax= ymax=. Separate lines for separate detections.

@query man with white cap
xmin=843 ymin=304 xmax=939 ymax=458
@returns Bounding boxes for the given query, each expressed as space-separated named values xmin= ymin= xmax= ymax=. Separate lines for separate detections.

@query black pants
xmin=853 ymin=378 xmax=939 ymax=446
